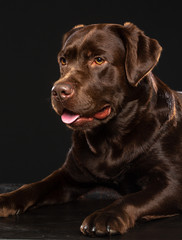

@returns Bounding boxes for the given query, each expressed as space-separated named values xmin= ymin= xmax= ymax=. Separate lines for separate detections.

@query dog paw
xmin=0 ymin=194 xmax=24 ymax=217
xmin=80 ymin=209 xmax=132 ymax=237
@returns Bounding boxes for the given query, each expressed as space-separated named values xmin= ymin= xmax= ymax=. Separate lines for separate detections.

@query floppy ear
xmin=62 ymin=24 xmax=85 ymax=47
xmin=123 ymin=22 xmax=162 ymax=86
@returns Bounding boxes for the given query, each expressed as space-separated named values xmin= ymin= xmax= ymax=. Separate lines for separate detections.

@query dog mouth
xmin=61 ymin=105 xmax=111 ymax=126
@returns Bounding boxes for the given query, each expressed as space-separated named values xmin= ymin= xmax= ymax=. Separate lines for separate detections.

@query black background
xmin=0 ymin=1 xmax=182 ymax=183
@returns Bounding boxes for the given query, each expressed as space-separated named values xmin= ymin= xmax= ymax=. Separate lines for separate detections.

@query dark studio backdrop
xmin=0 ymin=1 xmax=182 ymax=183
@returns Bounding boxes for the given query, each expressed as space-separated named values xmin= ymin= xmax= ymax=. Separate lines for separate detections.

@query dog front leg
xmin=81 ymin=177 xmax=179 ymax=236
xmin=0 ymin=167 xmax=89 ymax=217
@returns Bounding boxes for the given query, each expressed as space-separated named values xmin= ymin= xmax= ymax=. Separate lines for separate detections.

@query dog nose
xmin=52 ymin=83 xmax=74 ymax=101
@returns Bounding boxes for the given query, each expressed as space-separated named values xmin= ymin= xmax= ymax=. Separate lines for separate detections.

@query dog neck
xmin=84 ymin=131 xmax=97 ymax=154
xmin=148 ymin=72 xmax=158 ymax=94
xmin=147 ymin=72 xmax=177 ymax=125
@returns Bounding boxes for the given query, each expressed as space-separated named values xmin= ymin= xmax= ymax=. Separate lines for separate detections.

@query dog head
xmin=51 ymin=23 xmax=162 ymax=130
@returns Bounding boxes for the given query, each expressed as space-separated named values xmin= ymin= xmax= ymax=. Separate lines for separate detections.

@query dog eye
xmin=60 ymin=57 xmax=67 ymax=66
xmin=94 ymin=57 xmax=105 ymax=65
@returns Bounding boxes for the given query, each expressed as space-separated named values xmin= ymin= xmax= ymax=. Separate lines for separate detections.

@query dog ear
xmin=62 ymin=24 xmax=85 ymax=47
xmin=123 ymin=22 xmax=162 ymax=86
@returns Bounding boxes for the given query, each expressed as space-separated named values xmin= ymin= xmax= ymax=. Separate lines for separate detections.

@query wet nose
xmin=52 ymin=83 xmax=74 ymax=101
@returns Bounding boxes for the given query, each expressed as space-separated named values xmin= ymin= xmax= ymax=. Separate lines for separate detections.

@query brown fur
xmin=1 ymin=23 xmax=182 ymax=237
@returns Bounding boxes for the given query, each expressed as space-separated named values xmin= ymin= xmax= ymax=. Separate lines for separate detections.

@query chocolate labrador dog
xmin=1 ymin=22 xmax=182 ymax=237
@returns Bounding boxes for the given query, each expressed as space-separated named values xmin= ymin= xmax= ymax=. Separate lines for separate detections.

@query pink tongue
xmin=61 ymin=110 xmax=80 ymax=124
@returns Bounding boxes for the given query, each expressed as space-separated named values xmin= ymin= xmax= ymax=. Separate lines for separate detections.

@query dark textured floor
xmin=0 ymin=184 xmax=182 ymax=240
